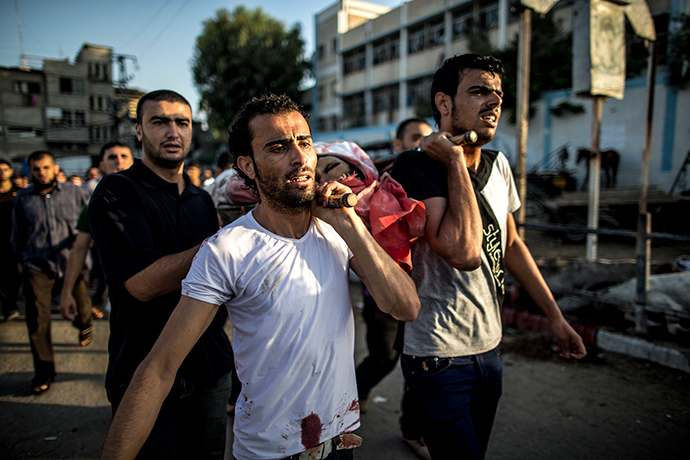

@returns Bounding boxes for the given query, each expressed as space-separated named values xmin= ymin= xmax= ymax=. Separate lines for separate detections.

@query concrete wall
xmin=489 ymin=75 xmax=690 ymax=194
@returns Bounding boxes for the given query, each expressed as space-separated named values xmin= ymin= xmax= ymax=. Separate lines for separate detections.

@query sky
xmin=0 ymin=0 xmax=403 ymax=119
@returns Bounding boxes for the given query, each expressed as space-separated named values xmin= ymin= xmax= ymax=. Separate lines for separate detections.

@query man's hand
xmin=550 ymin=317 xmax=587 ymax=360
xmin=419 ymin=131 xmax=467 ymax=167
xmin=311 ymin=180 xmax=357 ymax=225
xmin=59 ymin=293 xmax=78 ymax=321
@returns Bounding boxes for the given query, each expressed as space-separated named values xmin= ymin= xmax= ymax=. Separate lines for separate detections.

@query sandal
xmin=91 ymin=305 xmax=104 ymax=319
xmin=32 ymin=377 xmax=53 ymax=395
xmin=79 ymin=326 xmax=93 ymax=347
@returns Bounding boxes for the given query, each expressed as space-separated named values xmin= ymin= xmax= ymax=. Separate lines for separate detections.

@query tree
xmin=192 ymin=6 xmax=311 ymax=132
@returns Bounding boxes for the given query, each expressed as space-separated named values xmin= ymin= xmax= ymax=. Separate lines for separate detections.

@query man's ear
xmin=393 ymin=138 xmax=403 ymax=154
xmin=135 ymin=123 xmax=142 ymax=142
xmin=434 ymin=93 xmax=452 ymax=118
xmin=236 ymin=156 xmax=256 ymax=180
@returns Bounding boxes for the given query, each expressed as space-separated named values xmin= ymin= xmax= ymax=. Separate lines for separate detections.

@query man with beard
xmin=98 ymin=93 xmax=420 ymax=460
xmin=12 ymin=150 xmax=89 ymax=394
xmin=390 ymin=54 xmax=587 ymax=459
xmin=88 ymin=90 xmax=234 ymax=459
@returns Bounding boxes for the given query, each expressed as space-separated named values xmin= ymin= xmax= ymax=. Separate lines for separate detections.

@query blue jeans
xmin=401 ymin=348 xmax=503 ymax=460
xmin=108 ymin=371 xmax=232 ymax=460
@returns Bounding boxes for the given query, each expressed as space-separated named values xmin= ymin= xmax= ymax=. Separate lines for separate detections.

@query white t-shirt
xmin=182 ymin=211 xmax=360 ymax=460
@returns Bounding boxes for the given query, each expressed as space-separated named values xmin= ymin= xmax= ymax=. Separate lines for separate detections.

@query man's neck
xmin=252 ymin=202 xmax=312 ymax=239
xmin=0 ymin=179 xmax=11 ymax=193
xmin=142 ymin=157 xmax=186 ymax=194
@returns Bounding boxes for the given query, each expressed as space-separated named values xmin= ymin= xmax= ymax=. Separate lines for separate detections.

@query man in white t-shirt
xmin=99 ymin=93 xmax=420 ymax=460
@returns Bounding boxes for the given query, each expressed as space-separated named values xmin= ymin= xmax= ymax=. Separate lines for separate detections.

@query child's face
xmin=316 ymin=155 xmax=355 ymax=182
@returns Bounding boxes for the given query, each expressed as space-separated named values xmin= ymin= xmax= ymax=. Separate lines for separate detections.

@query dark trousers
xmin=0 ymin=244 xmax=19 ymax=318
xmin=109 ymin=372 xmax=232 ymax=460
xmin=23 ymin=267 xmax=92 ymax=384
xmin=401 ymin=348 xmax=503 ymax=460
xmin=355 ymin=294 xmax=422 ymax=439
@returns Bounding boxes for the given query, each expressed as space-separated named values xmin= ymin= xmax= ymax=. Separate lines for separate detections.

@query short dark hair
xmin=430 ymin=54 xmax=504 ymax=126
xmin=396 ymin=117 xmax=430 ymax=140
xmin=0 ymin=158 xmax=11 ymax=168
xmin=186 ymin=159 xmax=201 ymax=170
xmin=136 ymin=90 xmax=191 ymax=123
xmin=216 ymin=152 xmax=231 ymax=170
xmin=99 ymin=141 xmax=130 ymax=162
xmin=27 ymin=150 xmax=55 ymax=165
xmin=227 ymin=93 xmax=309 ymax=193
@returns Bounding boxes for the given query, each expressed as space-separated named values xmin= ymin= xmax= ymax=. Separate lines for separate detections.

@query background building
xmin=0 ymin=43 xmax=140 ymax=174
xmin=311 ymin=0 xmax=690 ymax=193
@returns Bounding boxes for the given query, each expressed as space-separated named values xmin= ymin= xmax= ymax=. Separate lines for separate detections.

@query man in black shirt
xmin=0 ymin=158 xmax=19 ymax=322
xmin=89 ymin=90 xmax=233 ymax=459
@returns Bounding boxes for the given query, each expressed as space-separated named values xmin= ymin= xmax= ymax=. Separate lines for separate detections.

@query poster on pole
xmin=572 ymin=0 xmax=626 ymax=99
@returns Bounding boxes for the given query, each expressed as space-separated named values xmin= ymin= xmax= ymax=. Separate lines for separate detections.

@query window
xmin=408 ymin=25 xmax=426 ymax=54
xmin=480 ymin=2 xmax=499 ymax=30
xmin=429 ymin=21 xmax=445 ymax=47
xmin=453 ymin=8 xmax=473 ymax=39
xmin=407 ymin=76 xmax=433 ymax=107
xmin=75 ymin=111 xmax=86 ymax=126
xmin=343 ymin=47 xmax=366 ymax=75
xmin=342 ymin=93 xmax=365 ymax=128
xmin=90 ymin=95 xmax=95 ymax=110
xmin=14 ymin=81 xmax=41 ymax=94
xmin=317 ymin=45 xmax=325 ymax=60
xmin=408 ymin=18 xmax=445 ymax=55
xmin=373 ymin=84 xmax=399 ymax=113
xmin=59 ymin=78 xmax=84 ymax=95
xmin=373 ymin=34 xmax=400 ymax=65
xmin=332 ymin=38 xmax=338 ymax=52
xmin=61 ymin=111 xmax=73 ymax=127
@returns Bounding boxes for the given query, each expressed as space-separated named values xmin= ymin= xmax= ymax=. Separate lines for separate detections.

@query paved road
xmin=2 ymin=292 xmax=689 ymax=459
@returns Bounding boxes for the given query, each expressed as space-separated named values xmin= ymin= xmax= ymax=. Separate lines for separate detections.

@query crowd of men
xmin=0 ymin=54 xmax=587 ymax=460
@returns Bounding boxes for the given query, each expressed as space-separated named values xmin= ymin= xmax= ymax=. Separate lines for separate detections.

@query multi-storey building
xmin=0 ymin=43 xmax=133 ymax=170
xmin=312 ymin=0 xmax=690 ymax=192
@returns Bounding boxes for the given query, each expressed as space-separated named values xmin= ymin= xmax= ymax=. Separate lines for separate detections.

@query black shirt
xmin=88 ymin=159 xmax=232 ymax=389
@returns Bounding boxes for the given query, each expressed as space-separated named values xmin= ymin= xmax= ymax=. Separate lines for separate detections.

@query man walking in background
xmin=12 ymin=150 xmax=88 ymax=394
xmin=355 ymin=117 xmax=433 ymax=459
xmin=59 ymin=141 xmax=133 ymax=328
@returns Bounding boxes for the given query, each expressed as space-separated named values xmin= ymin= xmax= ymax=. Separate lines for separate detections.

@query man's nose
xmin=290 ymin=145 xmax=310 ymax=166
xmin=488 ymin=91 xmax=502 ymax=107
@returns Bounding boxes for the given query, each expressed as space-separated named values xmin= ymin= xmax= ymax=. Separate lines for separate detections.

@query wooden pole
xmin=515 ymin=8 xmax=532 ymax=240
xmin=634 ymin=40 xmax=657 ymax=333
xmin=586 ymin=96 xmax=602 ymax=261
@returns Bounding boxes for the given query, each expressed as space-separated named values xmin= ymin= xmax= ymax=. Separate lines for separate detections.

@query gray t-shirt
xmin=391 ymin=149 xmax=520 ymax=357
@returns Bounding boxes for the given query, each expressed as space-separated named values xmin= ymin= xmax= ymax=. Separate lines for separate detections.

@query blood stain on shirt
xmin=300 ymin=413 xmax=323 ymax=449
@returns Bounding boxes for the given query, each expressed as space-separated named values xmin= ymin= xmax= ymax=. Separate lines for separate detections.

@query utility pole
xmin=112 ymin=54 xmax=138 ymax=146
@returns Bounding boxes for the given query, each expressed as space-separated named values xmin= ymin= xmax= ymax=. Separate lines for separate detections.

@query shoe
xmin=359 ymin=394 xmax=371 ymax=414
xmin=403 ymin=437 xmax=431 ymax=460
xmin=79 ymin=326 xmax=93 ymax=347
xmin=91 ymin=305 xmax=104 ymax=319
xmin=32 ymin=377 xmax=54 ymax=395
xmin=4 ymin=310 xmax=19 ymax=322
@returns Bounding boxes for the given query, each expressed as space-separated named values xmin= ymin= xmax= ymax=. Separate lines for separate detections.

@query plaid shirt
xmin=12 ymin=182 xmax=87 ymax=278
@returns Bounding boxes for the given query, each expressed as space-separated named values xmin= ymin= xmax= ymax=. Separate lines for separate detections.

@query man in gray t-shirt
xmin=391 ymin=54 xmax=587 ymax=460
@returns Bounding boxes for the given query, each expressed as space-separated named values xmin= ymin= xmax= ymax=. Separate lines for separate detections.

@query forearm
xmin=124 ymin=244 xmax=201 ymax=302
xmin=344 ymin=217 xmax=420 ymax=322
xmin=100 ymin=360 xmax=176 ymax=460
xmin=437 ymin=157 xmax=483 ymax=263
xmin=100 ymin=296 xmax=219 ymax=459
xmin=61 ymin=233 xmax=91 ymax=297
xmin=504 ymin=238 xmax=563 ymax=322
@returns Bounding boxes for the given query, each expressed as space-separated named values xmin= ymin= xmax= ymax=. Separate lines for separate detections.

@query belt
xmin=283 ymin=434 xmax=362 ymax=460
